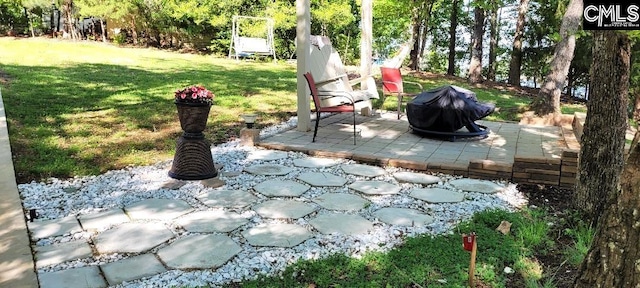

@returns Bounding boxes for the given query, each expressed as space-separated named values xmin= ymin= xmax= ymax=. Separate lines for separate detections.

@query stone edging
xmin=257 ymin=143 xmax=579 ymax=190
xmin=0 ymin=88 xmax=39 ymax=286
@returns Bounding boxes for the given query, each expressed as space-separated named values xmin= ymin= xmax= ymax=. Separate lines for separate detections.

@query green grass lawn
xmin=0 ymin=37 xmax=583 ymax=183
xmin=0 ymin=37 xmax=299 ymax=182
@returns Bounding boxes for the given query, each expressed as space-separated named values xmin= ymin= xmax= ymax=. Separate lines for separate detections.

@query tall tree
xmin=507 ymin=0 xmax=529 ymax=86
xmin=530 ymin=0 xmax=583 ymax=116
xmin=486 ymin=0 xmax=499 ymax=81
xmin=447 ymin=0 xmax=459 ymax=75
xmin=61 ymin=0 xmax=79 ymax=40
xmin=574 ymin=30 xmax=629 ymax=226
xmin=573 ymin=33 xmax=638 ymax=286
xmin=418 ymin=1 xmax=434 ymax=65
xmin=468 ymin=3 xmax=485 ymax=84
xmin=408 ymin=0 xmax=425 ymax=70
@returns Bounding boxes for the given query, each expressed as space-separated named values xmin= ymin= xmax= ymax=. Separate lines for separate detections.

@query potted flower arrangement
xmin=169 ymin=85 xmax=218 ymax=180
xmin=173 ymin=85 xmax=215 ymax=133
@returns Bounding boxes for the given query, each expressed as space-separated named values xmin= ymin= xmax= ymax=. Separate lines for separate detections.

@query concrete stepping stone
xmin=293 ymin=157 xmax=339 ymax=168
xmin=200 ymin=177 xmax=226 ymax=188
xmin=198 ymin=189 xmax=258 ymax=208
xmin=157 ymin=234 xmax=241 ymax=269
xmin=101 ymin=254 xmax=166 ymax=286
xmin=244 ymin=164 xmax=292 ymax=176
xmin=161 ymin=179 xmax=186 ymax=190
xmin=373 ymin=208 xmax=435 ymax=226
xmin=125 ymin=199 xmax=194 ymax=221
xmin=242 ymin=223 xmax=312 ymax=247
xmin=94 ymin=222 xmax=174 ymax=254
xmin=393 ymin=171 xmax=441 ymax=185
xmin=39 ymin=266 xmax=106 ymax=288
xmin=349 ymin=181 xmax=401 ymax=195
xmin=28 ymin=215 xmax=83 ymax=240
xmin=35 ymin=240 xmax=92 ymax=268
xmin=254 ymin=180 xmax=310 ymax=197
xmin=254 ymin=200 xmax=316 ymax=219
xmin=449 ymin=178 xmax=504 ymax=194
xmin=297 ymin=172 xmax=347 ymax=187
xmin=247 ymin=150 xmax=288 ymax=161
xmin=409 ymin=188 xmax=465 ymax=203
xmin=78 ymin=208 xmax=129 ymax=231
xmin=309 ymin=214 xmax=373 ymax=235
xmin=341 ymin=164 xmax=386 ymax=177
xmin=176 ymin=210 xmax=248 ymax=232
xmin=313 ymin=193 xmax=369 ymax=211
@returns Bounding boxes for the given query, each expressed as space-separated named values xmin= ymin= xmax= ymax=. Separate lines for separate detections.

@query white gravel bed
xmin=18 ymin=115 xmax=528 ymax=287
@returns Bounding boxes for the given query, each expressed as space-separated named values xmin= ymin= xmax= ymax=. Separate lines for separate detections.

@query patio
xmin=258 ymin=111 xmax=581 ymax=187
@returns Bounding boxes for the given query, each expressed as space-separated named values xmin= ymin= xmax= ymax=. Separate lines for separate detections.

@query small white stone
xmin=504 ymin=266 xmax=514 ymax=274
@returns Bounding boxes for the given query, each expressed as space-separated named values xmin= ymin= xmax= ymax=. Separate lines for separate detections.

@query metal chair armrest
xmin=403 ymin=80 xmax=423 ymax=91
xmin=316 ymin=90 xmax=356 ymax=104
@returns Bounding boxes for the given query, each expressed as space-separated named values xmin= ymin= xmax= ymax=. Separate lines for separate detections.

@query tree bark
xmin=129 ymin=16 xmax=138 ymax=45
xmin=100 ymin=18 xmax=106 ymax=42
xmin=507 ymin=0 xmax=529 ymax=86
xmin=530 ymin=0 xmax=583 ymax=116
xmin=574 ymin=30 xmax=629 ymax=226
xmin=487 ymin=1 xmax=499 ymax=81
xmin=447 ymin=0 xmax=459 ymax=76
xmin=418 ymin=2 xmax=434 ymax=64
xmin=468 ymin=6 xmax=485 ymax=84
xmin=575 ymin=132 xmax=640 ymax=287
xmin=27 ymin=10 xmax=35 ymax=37
xmin=408 ymin=0 xmax=423 ymax=70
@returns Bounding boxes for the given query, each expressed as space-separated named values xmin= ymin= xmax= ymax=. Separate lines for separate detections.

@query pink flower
xmin=175 ymin=85 xmax=214 ymax=104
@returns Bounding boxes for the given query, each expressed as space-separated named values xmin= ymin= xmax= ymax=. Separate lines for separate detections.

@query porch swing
xmin=228 ymin=15 xmax=277 ymax=61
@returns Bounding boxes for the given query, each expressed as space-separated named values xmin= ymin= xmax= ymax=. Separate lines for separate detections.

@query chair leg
xmin=397 ymin=95 xmax=402 ymax=119
xmin=313 ymin=111 xmax=320 ymax=142
xmin=352 ymin=110 xmax=356 ymax=145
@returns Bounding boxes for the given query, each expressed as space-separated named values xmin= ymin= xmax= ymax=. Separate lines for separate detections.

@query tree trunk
xmin=574 ymin=30 xmax=630 ymax=226
xmin=27 ymin=10 xmax=35 ymax=37
xmin=575 ymin=134 xmax=640 ymax=286
xmin=62 ymin=0 xmax=78 ymax=40
xmin=487 ymin=1 xmax=499 ymax=81
xmin=634 ymin=90 xmax=640 ymax=121
xmin=447 ymin=0 xmax=459 ymax=76
xmin=468 ymin=6 xmax=485 ymax=84
xmin=508 ymin=0 xmax=529 ymax=86
xmin=418 ymin=2 xmax=434 ymax=63
xmin=567 ymin=67 xmax=574 ymax=98
xmin=100 ymin=18 xmax=106 ymax=42
xmin=408 ymin=1 xmax=422 ymax=70
xmin=129 ymin=16 xmax=138 ymax=45
xmin=530 ymin=0 xmax=583 ymax=116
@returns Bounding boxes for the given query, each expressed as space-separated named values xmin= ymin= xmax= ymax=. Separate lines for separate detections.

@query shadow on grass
xmin=1 ymin=62 xmax=297 ymax=183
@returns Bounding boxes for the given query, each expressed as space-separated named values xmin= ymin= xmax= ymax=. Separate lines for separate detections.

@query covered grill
xmin=406 ymin=85 xmax=495 ymax=140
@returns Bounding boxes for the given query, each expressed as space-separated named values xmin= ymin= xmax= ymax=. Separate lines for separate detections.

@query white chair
xmin=307 ymin=35 xmax=379 ymax=115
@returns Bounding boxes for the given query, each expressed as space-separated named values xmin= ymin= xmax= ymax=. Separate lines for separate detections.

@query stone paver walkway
xmin=0 ymin=106 xmax=571 ymax=287
xmin=26 ymin=149 xmax=508 ymax=287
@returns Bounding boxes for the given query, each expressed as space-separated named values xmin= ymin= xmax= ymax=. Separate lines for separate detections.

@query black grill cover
xmin=407 ymin=85 xmax=495 ymax=132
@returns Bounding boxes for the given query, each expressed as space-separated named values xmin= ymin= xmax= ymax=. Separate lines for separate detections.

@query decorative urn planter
xmin=168 ymin=86 xmax=218 ymax=180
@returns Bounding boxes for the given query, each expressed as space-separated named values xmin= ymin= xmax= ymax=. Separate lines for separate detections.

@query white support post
xmin=360 ymin=0 xmax=373 ymax=90
xmin=296 ymin=0 xmax=311 ymax=132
